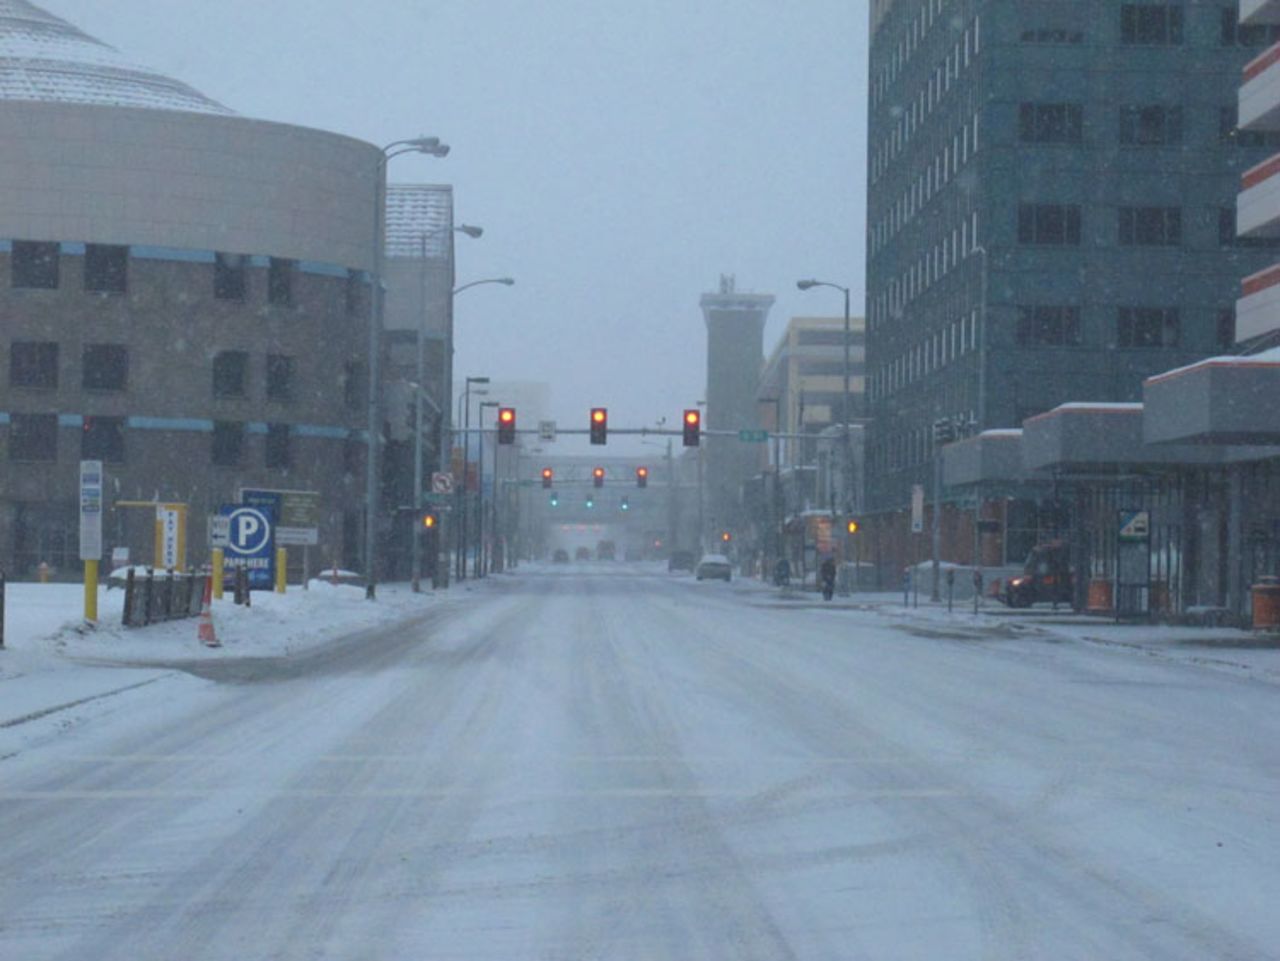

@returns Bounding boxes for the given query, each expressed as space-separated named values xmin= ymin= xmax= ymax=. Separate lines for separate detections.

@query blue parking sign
xmin=220 ymin=503 xmax=275 ymax=590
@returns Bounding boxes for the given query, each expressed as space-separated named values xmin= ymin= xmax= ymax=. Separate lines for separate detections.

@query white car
xmin=695 ymin=554 xmax=732 ymax=582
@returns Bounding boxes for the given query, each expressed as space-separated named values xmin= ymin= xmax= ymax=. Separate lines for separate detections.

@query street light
xmin=364 ymin=135 xmax=451 ymax=601
xmin=454 ymin=277 xmax=515 ymax=296
xmin=411 ymin=225 xmax=485 ymax=593
xmin=477 ymin=400 xmax=500 ymax=578
xmin=457 ymin=377 xmax=489 ymax=581
xmin=796 ymin=278 xmax=853 ymax=522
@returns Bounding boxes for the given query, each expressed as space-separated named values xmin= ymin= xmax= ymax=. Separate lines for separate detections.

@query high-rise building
xmin=700 ymin=275 xmax=773 ymax=543
xmin=865 ymin=0 xmax=1280 ymax=528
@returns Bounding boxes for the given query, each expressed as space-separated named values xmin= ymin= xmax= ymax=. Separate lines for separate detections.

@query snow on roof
xmin=1146 ymin=345 xmax=1280 ymax=384
xmin=0 ymin=0 xmax=232 ymax=115
xmin=979 ymin=429 xmax=1023 ymax=438
xmin=385 ymin=184 xmax=453 ymax=259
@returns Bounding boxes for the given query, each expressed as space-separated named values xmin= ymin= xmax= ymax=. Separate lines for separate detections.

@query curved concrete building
xmin=0 ymin=0 xmax=382 ymax=575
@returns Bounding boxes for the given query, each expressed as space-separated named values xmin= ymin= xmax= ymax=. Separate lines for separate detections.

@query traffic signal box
xmin=497 ymin=407 xmax=516 ymax=444
xmin=846 ymin=519 xmax=860 ymax=535
xmin=422 ymin=512 xmax=439 ymax=530
xmin=592 ymin=467 xmax=605 ymax=488
xmin=541 ymin=467 xmax=554 ymax=489
xmin=590 ymin=408 xmax=608 ymax=445
xmin=636 ymin=466 xmax=648 ymax=488
xmin=683 ymin=409 xmax=701 ymax=447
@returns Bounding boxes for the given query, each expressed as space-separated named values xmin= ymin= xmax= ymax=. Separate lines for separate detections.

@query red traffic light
xmin=636 ymin=466 xmax=648 ymax=488
xmin=590 ymin=407 xmax=608 ymax=445
xmin=541 ymin=467 xmax=554 ymax=489
xmin=593 ymin=466 xmax=605 ymax=488
xmin=683 ymin=409 xmax=701 ymax=447
xmin=720 ymin=531 xmax=731 ymax=543
xmin=497 ymin=406 xmax=516 ymax=444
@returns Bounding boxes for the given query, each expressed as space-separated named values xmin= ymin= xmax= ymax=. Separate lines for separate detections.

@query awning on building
xmin=1022 ymin=403 xmax=1222 ymax=473
xmin=1143 ymin=348 xmax=1280 ymax=446
xmin=941 ymin=429 xmax=1029 ymax=487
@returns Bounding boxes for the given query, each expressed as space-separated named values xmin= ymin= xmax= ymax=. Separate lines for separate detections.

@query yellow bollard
xmin=275 ymin=547 xmax=287 ymax=594
xmin=84 ymin=559 xmax=99 ymax=623
xmin=38 ymin=561 xmax=50 ymax=584
xmin=211 ymin=548 xmax=224 ymax=600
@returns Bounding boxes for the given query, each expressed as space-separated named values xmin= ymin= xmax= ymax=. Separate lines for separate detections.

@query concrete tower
xmin=700 ymin=275 xmax=774 ymax=544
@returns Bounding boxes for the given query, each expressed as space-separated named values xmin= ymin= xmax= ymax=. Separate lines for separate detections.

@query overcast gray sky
xmin=49 ymin=0 xmax=866 ymax=453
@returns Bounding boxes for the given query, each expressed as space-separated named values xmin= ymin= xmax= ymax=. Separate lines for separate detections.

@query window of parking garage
xmin=211 ymin=421 xmax=244 ymax=467
xmin=1016 ymin=306 xmax=1082 ymax=346
xmin=81 ymin=416 xmax=125 ymax=463
xmin=1117 ymin=306 xmax=1180 ymax=348
xmin=11 ymin=241 xmax=60 ymax=289
xmin=82 ymin=344 xmax=128 ymax=391
xmin=268 ymin=258 xmax=295 ymax=307
xmin=8 ymin=413 xmax=57 ymax=462
xmin=1120 ymin=4 xmax=1182 ymax=46
xmin=266 ymin=423 xmax=291 ymax=469
xmin=342 ymin=361 xmax=365 ymax=410
xmin=214 ymin=252 xmax=247 ymax=301
xmin=10 ymin=341 xmax=58 ymax=389
xmin=345 ymin=269 xmax=363 ymax=318
xmin=212 ymin=350 xmax=249 ymax=398
xmin=266 ymin=354 xmax=294 ymax=401
xmin=84 ymin=244 xmax=128 ymax=293
xmin=1017 ymin=204 xmax=1081 ymax=246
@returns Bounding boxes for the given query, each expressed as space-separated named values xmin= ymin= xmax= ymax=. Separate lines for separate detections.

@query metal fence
xmin=123 ymin=568 xmax=209 ymax=628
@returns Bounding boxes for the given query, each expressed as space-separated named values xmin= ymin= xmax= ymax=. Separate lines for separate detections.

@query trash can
xmin=1251 ymin=576 xmax=1280 ymax=631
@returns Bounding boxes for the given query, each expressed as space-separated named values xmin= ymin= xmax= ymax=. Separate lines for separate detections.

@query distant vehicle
xmin=597 ymin=540 xmax=616 ymax=561
xmin=1002 ymin=540 xmax=1073 ymax=608
xmin=667 ymin=549 xmax=695 ymax=572
xmin=552 ymin=548 xmax=569 ymax=564
xmin=575 ymin=546 xmax=592 ymax=561
xmin=695 ymin=553 xmax=732 ymax=582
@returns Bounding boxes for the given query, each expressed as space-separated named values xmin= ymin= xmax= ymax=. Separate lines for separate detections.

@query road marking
xmin=0 ymin=786 xmax=963 ymax=801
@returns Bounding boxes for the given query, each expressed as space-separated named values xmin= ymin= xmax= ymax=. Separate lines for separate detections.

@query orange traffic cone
xmin=198 ymin=575 xmax=220 ymax=648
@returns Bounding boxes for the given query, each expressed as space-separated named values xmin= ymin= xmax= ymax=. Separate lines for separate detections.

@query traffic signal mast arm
xmin=452 ymin=426 xmax=814 ymax=440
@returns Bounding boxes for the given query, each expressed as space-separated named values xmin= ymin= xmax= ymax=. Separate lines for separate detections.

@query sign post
xmin=79 ymin=460 xmax=103 ymax=623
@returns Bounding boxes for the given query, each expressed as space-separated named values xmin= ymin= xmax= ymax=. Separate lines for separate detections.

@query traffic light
xmin=422 ymin=512 xmax=439 ymax=530
xmin=585 ymin=495 xmax=595 ymax=509
xmin=720 ymin=531 xmax=732 ymax=543
xmin=620 ymin=497 xmax=630 ymax=512
xmin=636 ymin=466 xmax=648 ymax=488
xmin=541 ymin=467 xmax=554 ymax=489
xmin=683 ymin=409 xmax=701 ymax=447
xmin=497 ymin=407 xmax=516 ymax=444
xmin=590 ymin=407 xmax=608 ymax=445
xmin=592 ymin=466 xmax=605 ymax=488
xmin=846 ymin=519 xmax=860 ymax=536
xmin=550 ymin=493 xmax=559 ymax=507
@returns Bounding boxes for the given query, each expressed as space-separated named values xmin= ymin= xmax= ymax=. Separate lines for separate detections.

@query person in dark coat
xmin=819 ymin=556 xmax=837 ymax=601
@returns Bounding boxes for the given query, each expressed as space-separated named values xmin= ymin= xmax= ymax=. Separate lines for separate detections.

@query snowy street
xmin=2 ymin=565 xmax=1279 ymax=959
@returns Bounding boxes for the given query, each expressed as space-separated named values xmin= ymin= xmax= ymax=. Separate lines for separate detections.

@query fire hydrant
xmin=37 ymin=561 xmax=51 ymax=584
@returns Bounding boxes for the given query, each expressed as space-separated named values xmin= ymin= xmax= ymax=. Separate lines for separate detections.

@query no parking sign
xmin=219 ymin=504 xmax=276 ymax=590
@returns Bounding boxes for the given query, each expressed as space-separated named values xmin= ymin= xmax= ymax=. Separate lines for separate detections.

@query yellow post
xmin=211 ymin=548 xmax=224 ymax=600
xmin=275 ymin=547 xmax=287 ymax=594
xmin=84 ymin=559 xmax=99 ymax=623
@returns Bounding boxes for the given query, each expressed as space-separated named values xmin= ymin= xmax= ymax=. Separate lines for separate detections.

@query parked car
xmin=695 ymin=553 xmax=732 ymax=582
xmin=667 ymin=549 xmax=695 ymax=572
xmin=552 ymin=548 xmax=569 ymax=564
xmin=1002 ymin=540 xmax=1073 ymax=608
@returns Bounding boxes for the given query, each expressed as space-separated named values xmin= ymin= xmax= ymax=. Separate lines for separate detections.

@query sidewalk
xmin=747 ymin=581 xmax=1280 ymax=683
xmin=0 ymin=578 xmax=446 ymax=731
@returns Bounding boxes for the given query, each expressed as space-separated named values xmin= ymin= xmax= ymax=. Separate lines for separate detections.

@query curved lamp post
xmin=364 ymin=136 xmax=450 ymax=600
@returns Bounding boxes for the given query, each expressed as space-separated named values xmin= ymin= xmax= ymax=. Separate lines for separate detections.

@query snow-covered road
xmin=2 ymin=566 xmax=1278 ymax=959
